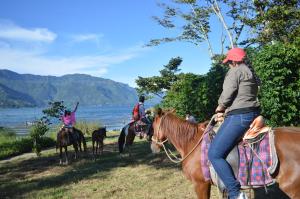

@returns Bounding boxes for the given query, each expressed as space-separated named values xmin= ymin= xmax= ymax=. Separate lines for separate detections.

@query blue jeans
xmin=208 ymin=111 xmax=259 ymax=199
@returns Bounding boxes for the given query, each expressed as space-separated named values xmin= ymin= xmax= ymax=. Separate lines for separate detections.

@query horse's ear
xmin=156 ymin=107 xmax=163 ymax=117
xmin=170 ymin=108 xmax=176 ymax=113
xmin=198 ymin=121 xmax=209 ymax=131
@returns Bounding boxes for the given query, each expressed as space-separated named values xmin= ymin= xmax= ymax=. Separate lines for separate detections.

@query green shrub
xmin=0 ymin=136 xmax=56 ymax=160
xmin=0 ymin=137 xmax=32 ymax=159
xmin=252 ymin=42 xmax=300 ymax=126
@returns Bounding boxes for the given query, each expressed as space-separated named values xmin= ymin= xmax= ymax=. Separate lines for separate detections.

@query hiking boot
xmin=236 ymin=192 xmax=248 ymax=199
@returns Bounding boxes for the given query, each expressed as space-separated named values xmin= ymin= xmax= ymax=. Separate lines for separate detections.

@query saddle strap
xmin=267 ymin=130 xmax=279 ymax=175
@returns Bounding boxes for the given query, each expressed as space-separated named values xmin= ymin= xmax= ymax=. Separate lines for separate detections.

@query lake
xmin=0 ymin=104 xmax=152 ymax=135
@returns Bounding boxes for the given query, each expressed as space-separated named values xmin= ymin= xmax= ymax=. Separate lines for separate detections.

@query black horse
xmin=118 ymin=119 xmax=153 ymax=155
xmin=56 ymin=127 xmax=86 ymax=164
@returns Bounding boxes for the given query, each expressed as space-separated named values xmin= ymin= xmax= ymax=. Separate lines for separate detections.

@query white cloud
xmin=0 ymin=20 xmax=150 ymax=83
xmin=0 ymin=20 xmax=57 ymax=42
xmin=0 ymin=45 xmax=146 ymax=77
xmin=71 ymin=33 xmax=103 ymax=43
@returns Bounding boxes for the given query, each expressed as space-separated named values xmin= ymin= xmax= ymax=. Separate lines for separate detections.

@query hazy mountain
xmin=0 ymin=69 xmax=138 ymax=108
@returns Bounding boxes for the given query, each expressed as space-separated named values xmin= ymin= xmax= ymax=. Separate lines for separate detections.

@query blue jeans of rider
xmin=208 ymin=111 xmax=259 ymax=199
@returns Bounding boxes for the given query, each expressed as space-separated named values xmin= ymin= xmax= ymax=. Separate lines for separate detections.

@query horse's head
xmin=151 ymin=108 xmax=169 ymax=153
xmin=98 ymin=127 xmax=107 ymax=137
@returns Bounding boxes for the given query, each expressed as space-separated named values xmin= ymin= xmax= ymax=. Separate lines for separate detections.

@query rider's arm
xmin=73 ymin=102 xmax=79 ymax=112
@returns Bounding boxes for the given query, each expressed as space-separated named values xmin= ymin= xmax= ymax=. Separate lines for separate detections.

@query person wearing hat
xmin=61 ymin=102 xmax=79 ymax=133
xmin=208 ymin=48 xmax=261 ymax=199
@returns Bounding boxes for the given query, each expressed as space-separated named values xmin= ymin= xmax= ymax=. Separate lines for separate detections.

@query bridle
xmin=151 ymin=112 xmax=209 ymax=164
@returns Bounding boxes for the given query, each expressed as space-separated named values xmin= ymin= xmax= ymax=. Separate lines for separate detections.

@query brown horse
xmin=151 ymin=109 xmax=300 ymax=199
xmin=92 ymin=127 xmax=107 ymax=157
xmin=57 ymin=127 xmax=86 ymax=164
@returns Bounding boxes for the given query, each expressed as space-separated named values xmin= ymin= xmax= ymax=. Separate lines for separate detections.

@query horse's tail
xmin=118 ymin=127 xmax=126 ymax=153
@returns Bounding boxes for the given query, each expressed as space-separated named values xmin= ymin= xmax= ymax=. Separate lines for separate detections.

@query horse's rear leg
xmin=194 ymin=181 xmax=211 ymax=199
xmin=73 ymin=143 xmax=78 ymax=160
xmin=92 ymin=140 xmax=95 ymax=156
xmin=78 ymin=140 xmax=82 ymax=152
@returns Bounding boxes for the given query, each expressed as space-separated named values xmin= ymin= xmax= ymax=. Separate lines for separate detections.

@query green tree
xmin=42 ymin=101 xmax=66 ymax=120
xmin=30 ymin=117 xmax=49 ymax=156
xmin=252 ymin=42 xmax=300 ymax=126
xmin=244 ymin=0 xmax=300 ymax=45
xmin=136 ymin=57 xmax=182 ymax=98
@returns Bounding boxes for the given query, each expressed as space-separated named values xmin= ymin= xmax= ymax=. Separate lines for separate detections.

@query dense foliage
xmin=252 ymin=42 xmax=300 ymax=126
xmin=0 ymin=135 xmax=55 ymax=160
xmin=162 ymin=63 xmax=227 ymax=122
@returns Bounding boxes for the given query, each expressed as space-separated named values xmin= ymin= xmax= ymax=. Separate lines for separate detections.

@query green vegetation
xmin=0 ymin=131 xmax=220 ymax=199
xmin=137 ymin=0 xmax=300 ymax=127
xmin=0 ymin=70 xmax=138 ymax=108
xmin=0 ymin=126 xmax=56 ymax=160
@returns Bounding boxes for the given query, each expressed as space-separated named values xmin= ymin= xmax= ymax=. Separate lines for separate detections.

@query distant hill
xmin=0 ymin=69 xmax=138 ymax=108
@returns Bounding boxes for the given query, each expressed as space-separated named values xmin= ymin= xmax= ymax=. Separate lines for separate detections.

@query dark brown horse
xmin=118 ymin=120 xmax=153 ymax=156
xmin=92 ymin=127 xmax=107 ymax=157
xmin=57 ymin=127 xmax=86 ymax=164
xmin=151 ymin=109 xmax=300 ymax=199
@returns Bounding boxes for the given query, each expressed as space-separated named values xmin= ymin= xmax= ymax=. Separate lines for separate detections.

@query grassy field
xmin=0 ymin=131 xmax=219 ymax=199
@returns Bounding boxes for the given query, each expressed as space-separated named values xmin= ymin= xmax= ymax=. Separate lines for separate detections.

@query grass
xmin=0 ymin=130 xmax=220 ymax=199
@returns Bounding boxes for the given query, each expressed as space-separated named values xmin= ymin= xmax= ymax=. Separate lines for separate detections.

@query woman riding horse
xmin=208 ymin=48 xmax=261 ymax=199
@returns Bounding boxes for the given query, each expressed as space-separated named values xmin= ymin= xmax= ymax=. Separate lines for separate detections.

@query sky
xmin=0 ymin=0 xmax=223 ymax=87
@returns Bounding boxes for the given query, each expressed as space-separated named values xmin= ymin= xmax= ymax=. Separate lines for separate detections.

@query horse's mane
xmin=160 ymin=112 xmax=205 ymax=150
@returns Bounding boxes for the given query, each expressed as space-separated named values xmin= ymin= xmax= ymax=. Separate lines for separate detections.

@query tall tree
xmin=243 ymin=0 xmax=300 ymax=45
xmin=149 ymin=0 xmax=300 ymax=55
xmin=136 ymin=57 xmax=182 ymax=98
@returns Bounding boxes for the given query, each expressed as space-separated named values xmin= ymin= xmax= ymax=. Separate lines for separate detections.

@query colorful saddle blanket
xmin=201 ymin=125 xmax=275 ymax=187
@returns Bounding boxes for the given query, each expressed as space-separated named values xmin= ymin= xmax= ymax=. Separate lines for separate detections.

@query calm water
xmin=0 ymin=104 xmax=149 ymax=135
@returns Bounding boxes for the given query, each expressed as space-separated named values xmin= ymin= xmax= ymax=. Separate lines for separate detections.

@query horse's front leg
xmin=59 ymin=146 xmax=63 ymax=165
xmin=73 ymin=143 xmax=78 ymax=160
xmin=194 ymin=181 xmax=211 ymax=199
xmin=100 ymin=141 xmax=103 ymax=155
xmin=64 ymin=146 xmax=68 ymax=165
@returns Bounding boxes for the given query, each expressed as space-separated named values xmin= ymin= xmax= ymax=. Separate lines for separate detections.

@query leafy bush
xmin=30 ymin=120 xmax=49 ymax=156
xmin=252 ymin=42 xmax=300 ymax=126
xmin=0 ymin=137 xmax=32 ymax=159
xmin=0 ymin=136 xmax=56 ymax=160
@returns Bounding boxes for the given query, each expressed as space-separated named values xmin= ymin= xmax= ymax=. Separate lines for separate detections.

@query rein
xmin=152 ymin=113 xmax=215 ymax=164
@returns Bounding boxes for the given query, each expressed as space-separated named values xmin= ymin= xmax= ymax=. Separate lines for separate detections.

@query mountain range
xmin=0 ymin=69 xmax=138 ymax=108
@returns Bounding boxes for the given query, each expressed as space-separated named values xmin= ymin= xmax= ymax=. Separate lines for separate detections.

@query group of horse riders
xmin=60 ymin=95 xmax=152 ymax=143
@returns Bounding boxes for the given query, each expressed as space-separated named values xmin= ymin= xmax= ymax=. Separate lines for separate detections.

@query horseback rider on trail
xmin=132 ymin=95 xmax=151 ymax=138
xmin=61 ymin=102 xmax=79 ymax=140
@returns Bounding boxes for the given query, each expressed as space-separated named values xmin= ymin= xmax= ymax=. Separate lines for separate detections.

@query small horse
xmin=118 ymin=120 xmax=153 ymax=156
xmin=56 ymin=128 xmax=86 ymax=164
xmin=151 ymin=109 xmax=300 ymax=199
xmin=92 ymin=127 xmax=107 ymax=157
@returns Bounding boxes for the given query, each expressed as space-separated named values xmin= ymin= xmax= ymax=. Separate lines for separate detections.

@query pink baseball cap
xmin=223 ymin=48 xmax=246 ymax=64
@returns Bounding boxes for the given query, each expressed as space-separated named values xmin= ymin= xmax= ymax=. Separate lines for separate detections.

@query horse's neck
xmin=166 ymin=127 xmax=203 ymax=158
